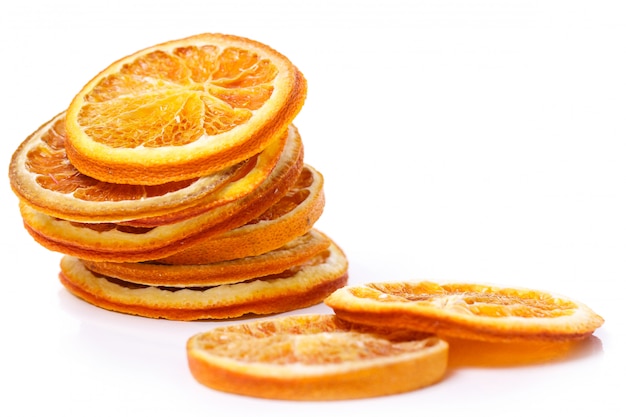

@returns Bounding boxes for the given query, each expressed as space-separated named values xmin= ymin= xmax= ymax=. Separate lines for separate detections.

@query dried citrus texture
xmin=325 ymin=281 xmax=604 ymax=343
xmin=160 ymin=163 xmax=325 ymax=264
xmin=80 ymin=229 xmax=330 ymax=287
xmin=187 ymin=314 xmax=448 ymax=400
xmin=65 ymin=33 xmax=307 ymax=185
xmin=9 ymin=112 xmax=288 ymax=223
xmin=20 ymin=128 xmax=303 ymax=262
xmin=58 ymin=238 xmax=348 ymax=320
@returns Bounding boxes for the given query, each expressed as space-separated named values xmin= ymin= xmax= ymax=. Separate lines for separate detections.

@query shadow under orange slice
xmin=447 ymin=335 xmax=603 ymax=368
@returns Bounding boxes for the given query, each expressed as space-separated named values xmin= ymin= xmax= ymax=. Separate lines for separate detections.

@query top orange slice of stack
xmin=64 ymin=33 xmax=307 ymax=185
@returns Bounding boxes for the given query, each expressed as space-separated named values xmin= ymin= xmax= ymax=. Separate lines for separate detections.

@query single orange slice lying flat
xmin=325 ymin=281 xmax=604 ymax=343
xmin=65 ymin=33 xmax=306 ymax=185
xmin=187 ymin=314 xmax=448 ymax=400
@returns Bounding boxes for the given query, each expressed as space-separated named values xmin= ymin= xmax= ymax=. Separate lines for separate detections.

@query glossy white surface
xmin=1 ymin=1 xmax=623 ymax=415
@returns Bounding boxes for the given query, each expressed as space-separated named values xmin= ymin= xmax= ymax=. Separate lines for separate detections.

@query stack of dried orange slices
xmin=9 ymin=33 xmax=605 ymax=403
xmin=8 ymin=33 xmax=348 ymax=320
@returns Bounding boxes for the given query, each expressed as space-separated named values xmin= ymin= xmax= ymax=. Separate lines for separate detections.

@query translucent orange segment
xmin=120 ymin=50 xmax=193 ymax=83
xmin=200 ymin=97 xmax=252 ymax=136
xmin=208 ymin=84 xmax=273 ymax=110
xmin=211 ymin=47 xmax=278 ymax=87
xmin=26 ymin=119 xmax=95 ymax=194
xmin=173 ymin=45 xmax=220 ymax=82
xmin=84 ymin=73 xmax=175 ymax=103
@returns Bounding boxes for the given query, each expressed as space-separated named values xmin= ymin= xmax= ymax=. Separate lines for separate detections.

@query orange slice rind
xmin=58 ymin=238 xmax=348 ymax=320
xmin=80 ymin=229 xmax=330 ymax=287
xmin=160 ymin=163 xmax=324 ymax=264
xmin=64 ymin=33 xmax=307 ymax=185
xmin=186 ymin=314 xmax=448 ymax=400
xmin=324 ymin=281 xmax=604 ymax=343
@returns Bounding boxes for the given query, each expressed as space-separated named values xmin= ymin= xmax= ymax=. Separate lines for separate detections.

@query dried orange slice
xmin=65 ymin=33 xmax=307 ymax=185
xmin=80 ymin=229 xmax=330 ymax=287
xmin=160 ymin=163 xmax=324 ymax=264
xmin=186 ymin=314 xmax=448 ymax=400
xmin=20 ymin=128 xmax=303 ymax=262
xmin=325 ymin=281 xmax=604 ymax=343
xmin=9 ymin=112 xmax=288 ymax=223
xmin=58 ymin=238 xmax=348 ymax=320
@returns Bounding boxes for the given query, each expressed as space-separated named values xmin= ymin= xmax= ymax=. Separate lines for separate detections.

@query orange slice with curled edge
xmin=160 ymin=163 xmax=324 ymax=264
xmin=9 ymin=112 xmax=288 ymax=223
xmin=186 ymin=314 xmax=448 ymax=400
xmin=80 ymin=229 xmax=330 ymax=287
xmin=58 ymin=238 xmax=348 ymax=320
xmin=20 ymin=128 xmax=303 ymax=262
xmin=325 ymin=281 xmax=605 ymax=343
xmin=64 ymin=33 xmax=307 ymax=185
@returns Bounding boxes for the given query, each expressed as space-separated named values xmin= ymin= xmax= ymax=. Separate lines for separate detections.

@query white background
xmin=1 ymin=1 xmax=624 ymax=415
